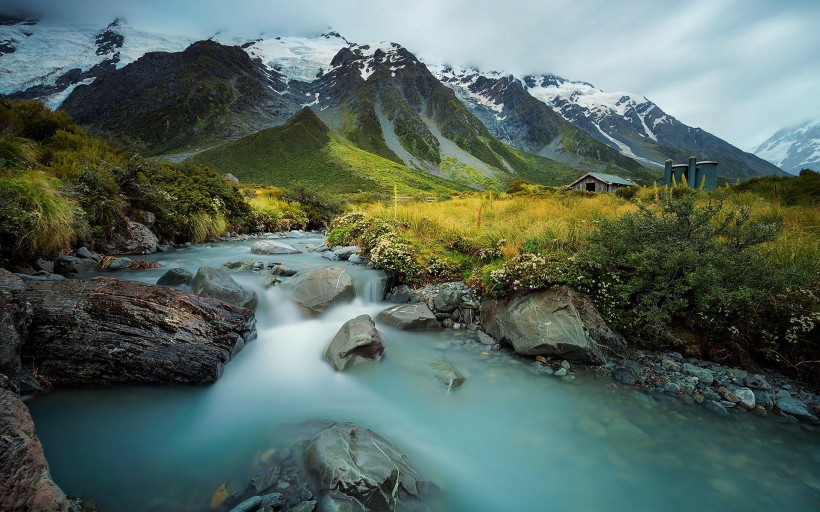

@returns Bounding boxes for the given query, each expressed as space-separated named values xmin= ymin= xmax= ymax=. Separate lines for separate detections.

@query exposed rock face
xmin=21 ymin=277 xmax=255 ymax=386
xmin=105 ymin=221 xmax=158 ymax=255
xmin=156 ymin=267 xmax=194 ymax=286
xmin=191 ymin=267 xmax=258 ymax=311
xmin=0 ymin=388 xmax=71 ymax=512
xmin=289 ymin=267 xmax=354 ymax=314
xmin=377 ymin=304 xmax=440 ymax=330
xmin=481 ymin=286 xmax=622 ymax=364
xmin=299 ymin=421 xmax=425 ymax=511
xmin=325 ymin=315 xmax=384 ymax=371
xmin=0 ymin=270 xmax=27 ymax=392
xmin=251 ymin=241 xmax=300 ymax=255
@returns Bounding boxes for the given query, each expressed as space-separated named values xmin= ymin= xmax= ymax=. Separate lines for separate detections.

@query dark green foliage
xmin=0 ymin=99 xmax=73 ymax=142
xmin=733 ymin=170 xmax=820 ymax=206
xmin=281 ymin=182 xmax=343 ymax=229
xmin=73 ymin=165 xmax=124 ymax=241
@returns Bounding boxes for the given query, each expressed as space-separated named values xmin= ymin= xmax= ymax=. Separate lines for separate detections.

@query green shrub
xmin=283 ymin=182 xmax=344 ymax=229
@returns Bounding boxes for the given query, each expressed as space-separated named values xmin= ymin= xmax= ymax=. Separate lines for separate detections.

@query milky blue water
xmin=26 ymin=237 xmax=820 ymax=511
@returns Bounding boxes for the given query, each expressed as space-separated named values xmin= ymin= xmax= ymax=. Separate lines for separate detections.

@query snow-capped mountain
xmin=753 ymin=120 xmax=820 ymax=175
xmin=431 ymin=66 xmax=787 ymax=179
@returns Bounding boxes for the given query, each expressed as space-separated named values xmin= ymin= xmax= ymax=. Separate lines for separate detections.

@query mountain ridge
xmin=753 ymin=120 xmax=820 ymax=175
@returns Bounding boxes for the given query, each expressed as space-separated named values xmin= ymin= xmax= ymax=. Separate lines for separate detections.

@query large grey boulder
xmin=192 ymin=267 xmax=258 ymax=311
xmin=481 ymin=286 xmax=623 ymax=364
xmin=251 ymin=241 xmax=300 ymax=255
xmin=1 ymin=388 xmax=72 ymax=511
xmin=299 ymin=421 xmax=425 ymax=511
xmin=53 ymin=255 xmax=97 ymax=275
xmin=332 ymin=245 xmax=361 ymax=260
xmin=325 ymin=315 xmax=385 ymax=371
xmin=105 ymin=221 xmax=158 ymax=255
xmin=377 ymin=304 xmax=441 ymax=330
xmin=21 ymin=277 xmax=256 ymax=386
xmin=433 ymin=289 xmax=462 ymax=313
xmin=0 ymin=270 xmax=27 ymax=393
xmin=776 ymin=396 xmax=819 ymax=424
xmin=157 ymin=268 xmax=194 ymax=286
xmin=290 ymin=267 xmax=355 ymax=314
xmin=429 ymin=359 xmax=465 ymax=389
xmin=388 ymin=284 xmax=418 ymax=304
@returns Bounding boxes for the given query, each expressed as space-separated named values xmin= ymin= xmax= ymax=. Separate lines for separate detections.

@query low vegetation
xmin=329 ymin=180 xmax=819 ymax=386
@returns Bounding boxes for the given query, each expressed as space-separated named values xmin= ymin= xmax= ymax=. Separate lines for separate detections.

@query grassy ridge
xmin=190 ymin=107 xmax=462 ymax=196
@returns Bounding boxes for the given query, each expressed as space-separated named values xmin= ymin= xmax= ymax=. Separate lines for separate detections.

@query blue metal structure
xmin=664 ymin=157 xmax=718 ymax=190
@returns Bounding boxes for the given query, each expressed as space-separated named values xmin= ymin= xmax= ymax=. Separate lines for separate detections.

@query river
xmin=26 ymin=236 xmax=820 ymax=511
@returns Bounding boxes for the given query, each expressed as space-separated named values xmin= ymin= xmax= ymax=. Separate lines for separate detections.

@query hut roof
xmin=568 ymin=173 xmax=635 ymax=187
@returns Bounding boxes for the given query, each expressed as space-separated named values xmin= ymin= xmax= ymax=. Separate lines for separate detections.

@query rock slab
xmin=377 ymin=304 xmax=441 ymax=330
xmin=192 ymin=267 xmax=258 ymax=311
xmin=325 ymin=315 xmax=385 ymax=371
xmin=156 ymin=267 xmax=194 ymax=286
xmin=21 ymin=277 xmax=255 ymax=386
xmin=289 ymin=267 xmax=355 ymax=314
xmin=251 ymin=241 xmax=300 ymax=255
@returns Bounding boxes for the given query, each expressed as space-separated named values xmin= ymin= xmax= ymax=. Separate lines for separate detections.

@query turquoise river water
xmin=26 ymin=236 xmax=820 ymax=511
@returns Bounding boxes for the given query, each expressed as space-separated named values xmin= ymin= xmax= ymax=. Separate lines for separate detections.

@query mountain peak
xmin=289 ymin=106 xmax=328 ymax=133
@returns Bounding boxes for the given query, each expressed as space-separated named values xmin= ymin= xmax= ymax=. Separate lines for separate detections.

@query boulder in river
xmin=0 ymin=387 xmax=72 ymax=511
xmin=776 ymin=396 xmax=819 ymax=424
xmin=377 ymin=304 xmax=441 ymax=330
xmin=192 ymin=267 xmax=258 ymax=311
xmin=105 ymin=221 xmax=158 ymax=255
xmin=251 ymin=241 xmax=300 ymax=255
xmin=433 ymin=289 xmax=462 ymax=313
xmin=299 ymin=421 xmax=425 ymax=511
xmin=325 ymin=315 xmax=385 ymax=371
xmin=21 ymin=277 xmax=255 ymax=386
xmin=289 ymin=267 xmax=354 ymax=314
xmin=429 ymin=359 xmax=465 ymax=389
xmin=331 ymin=245 xmax=360 ymax=260
xmin=481 ymin=286 xmax=622 ymax=364
xmin=157 ymin=267 xmax=194 ymax=286
xmin=53 ymin=255 xmax=97 ymax=275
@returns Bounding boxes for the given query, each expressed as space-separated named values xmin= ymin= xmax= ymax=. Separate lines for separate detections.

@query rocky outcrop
xmin=299 ymin=421 xmax=425 ymax=511
xmin=377 ymin=304 xmax=441 ymax=330
xmin=191 ymin=268 xmax=258 ymax=311
xmin=21 ymin=277 xmax=255 ymax=386
xmin=105 ymin=221 xmax=158 ymax=255
xmin=251 ymin=241 xmax=300 ymax=255
xmin=0 ymin=270 xmax=27 ymax=392
xmin=481 ymin=286 xmax=623 ymax=364
xmin=289 ymin=267 xmax=354 ymax=314
xmin=0 ymin=388 xmax=71 ymax=512
xmin=325 ymin=315 xmax=384 ymax=371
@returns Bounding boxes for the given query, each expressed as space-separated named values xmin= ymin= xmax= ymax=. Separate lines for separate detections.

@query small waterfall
xmin=360 ymin=272 xmax=388 ymax=303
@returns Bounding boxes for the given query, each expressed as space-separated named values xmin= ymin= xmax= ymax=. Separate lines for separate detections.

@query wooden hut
xmin=567 ymin=173 xmax=635 ymax=193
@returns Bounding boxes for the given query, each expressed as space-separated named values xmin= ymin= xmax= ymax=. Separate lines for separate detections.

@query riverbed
xmin=27 ymin=236 xmax=820 ymax=511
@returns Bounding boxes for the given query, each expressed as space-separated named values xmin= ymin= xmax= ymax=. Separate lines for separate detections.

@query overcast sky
xmin=6 ymin=0 xmax=819 ymax=150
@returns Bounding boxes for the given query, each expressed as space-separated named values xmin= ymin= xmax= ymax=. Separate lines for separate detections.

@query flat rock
xmin=251 ymin=241 xmax=300 ymax=255
xmin=776 ymin=396 xmax=819 ymax=423
xmin=54 ymin=255 xmax=96 ymax=275
xmin=325 ymin=315 xmax=385 ymax=371
xmin=289 ymin=267 xmax=355 ymax=314
xmin=320 ymin=251 xmax=339 ymax=261
xmin=21 ymin=277 xmax=255 ymax=386
xmin=106 ymin=257 xmax=132 ymax=271
xmin=475 ymin=331 xmax=495 ymax=345
xmin=192 ymin=267 xmax=258 ymax=311
xmin=331 ymin=245 xmax=360 ymax=260
xmin=682 ymin=363 xmax=714 ymax=385
xmin=377 ymin=304 xmax=441 ymax=330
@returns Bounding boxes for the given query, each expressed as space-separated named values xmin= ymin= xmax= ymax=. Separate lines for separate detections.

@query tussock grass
xmin=189 ymin=213 xmax=228 ymax=243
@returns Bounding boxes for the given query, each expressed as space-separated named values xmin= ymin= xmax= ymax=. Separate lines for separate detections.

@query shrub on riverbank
xmin=329 ymin=182 xmax=819 ymax=385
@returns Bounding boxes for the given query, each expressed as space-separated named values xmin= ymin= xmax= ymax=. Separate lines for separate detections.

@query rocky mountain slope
xmin=431 ymin=67 xmax=788 ymax=180
xmin=753 ymin=120 xmax=820 ymax=175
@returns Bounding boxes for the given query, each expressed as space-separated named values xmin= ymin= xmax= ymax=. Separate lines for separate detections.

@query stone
xmin=262 ymin=275 xmax=280 ymax=288
xmin=192 ymin=268 xmax=258 ymax=311
xmin=299 ymin=421 xmax=425 ymax=511
xmin=106 ymin=257 xmax=132 ymax=271
xmin=1 ymin=388 xmax=72 ymax=511
xmin=54 ymin=255 xmax=97 ymax=275
xmin=21 ymin=277 xmax=255 ymax=386
xmin=661 ymin=358 xmax=681 ymax=371
xmin=289 ymin=267 xmax=355 ymax=314
xmin=309 ymin=244 xmax=329 ymax=253
xmin=228 ymin=493 xmax=285 ymax=512
xmin=221 ymin=260 xmax=265 ymax=272
xmin=753 ymin=389 xmax=774 ymax=409
xmin=75 ymin=247 xmax=100 ymax=261
xmin=105 ymin=221 xmax=158 ymax=255
xmin=289 ymin=501 xmax=316 ymax=512
xmin=554 ymin=368 xmax=568 ymax=377
xmin=331 ymin=246 xmax=360 ymax=260
xmin=481 ymin=287 xmax=623 ymax=364
xmin=717 ymin=387 xmax=739 ymax=403
xmin=704 ymin=400 xmax=730 ymax=417
xmin=682 ymin=363 xmax=714 ymax=385
xmin=734 ymin=388 xmax=756 ymax=409
xmin=776 ymin=396 xmax=819 ymax=424
xmin=157 ymin=268 xmax=194 ymax=286
xmin=476 ymin=331 xmax=495 ymax=345
xmin=429 ymin=359 xmax=465 ymax=389
xmin=433 ymin=289 xmax=462 ymax=313
xmin=0 ymin=270 xmax=27 ymax=393
xmin=347 ymin=254 xmax=363 ymax=265
xmin=612 ymin=367 xmax=637 ymax=386
xmin=388 ymin=285 xmax=417 ymax=304
xmin=271 ymin=265 xmax=297 ymax=277
xmin=325 ymin=315 xmax=385 ymax=371
xmin=320 ymin=251 xmax=339 ymax=261
xmin=133 ymin=210 xmax=156 ymax=228
xmin=251 ymin=241 xmax=300 ymax=255
xmin=223 ymin=173 xmax=240 ymax=183
xmin=34 ymin=258 xmax=54 ymax=273
xmin=288 ymin=230 xmax=305 ymax=238
xmin=377 ymin=304 xmax=441 ymax=330
xmin=744 ymin=374 xmax=772 ymax=390
xmin=560 ymin=360 xmax=571 ymax=370
xmin=248 ymin=466 xmax=281 ymax=494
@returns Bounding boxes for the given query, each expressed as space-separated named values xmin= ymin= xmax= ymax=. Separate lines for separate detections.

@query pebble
xmin=734 ymin=388 xmax=756 ymax=409
xmin=554 ymin=368 xmax=568 ymax=377
xmin=612 ymin=367 xmax=637 ymax=386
